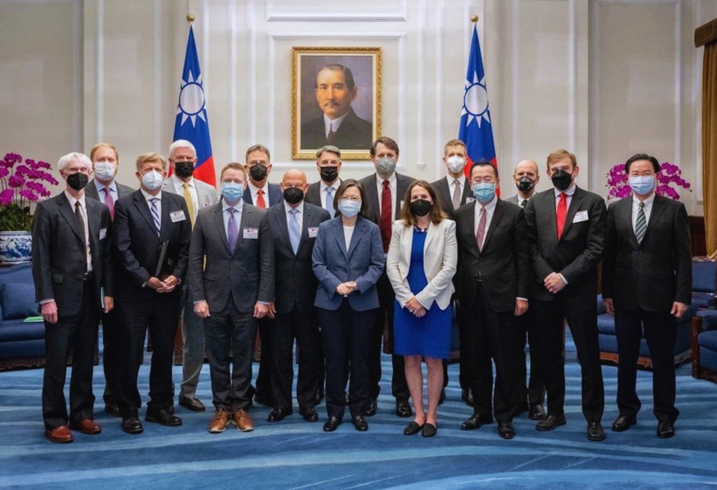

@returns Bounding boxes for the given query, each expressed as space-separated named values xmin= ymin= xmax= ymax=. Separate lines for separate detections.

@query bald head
xmin=281 ymin=169 xmax=309 ymax=207
xmin=513 ymin=159 xmax=540 ymax=198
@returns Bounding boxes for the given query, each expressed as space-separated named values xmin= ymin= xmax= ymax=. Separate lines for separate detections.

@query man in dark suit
xmin=602 ymin=153 xmax=691 ymax=439
xmin=358 ymin=136 xmax=415 ymax=418
xmin=524 ymin=149 xmax=607 ymax=442
xmin=85 ymin=143 xmax=134 ymax=417
xmin=455 ymin=161 xmax=529 ymax=439
xmin=188 ymin=163 xmax=274 ymax=434
xmin=113 ymin=152 xmax=191 ymax=434
xmin=305 ymin=145 xmax=342 ymax=218
xmin=266 ymin=170 xmax=331 ymax=423
xmin=32 ymin=152 xmax=114 ymax=443
xmin=300 ymin=64 xmax=373 ymax=150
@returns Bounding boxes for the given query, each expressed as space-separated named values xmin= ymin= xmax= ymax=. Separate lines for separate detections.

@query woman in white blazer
xmin=387 ymin=180 xmax=457 ymax=437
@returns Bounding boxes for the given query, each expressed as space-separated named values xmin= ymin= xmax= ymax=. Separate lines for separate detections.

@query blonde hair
xmin=135 ymin=152 xmax=167 ymax=171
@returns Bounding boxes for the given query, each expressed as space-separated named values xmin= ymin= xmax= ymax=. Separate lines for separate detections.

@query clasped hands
xmin=405 ymin=297 xmax=426 ymax=318
xmin=147 ymin=275 xmax=178 ymax=293
xmin=194 ymin=300 xmax=272 ymax=319
xmin=544 ymin=272 xmax=567 ymax=295
xmin=336 ymin=281 xmax=358 ymax=297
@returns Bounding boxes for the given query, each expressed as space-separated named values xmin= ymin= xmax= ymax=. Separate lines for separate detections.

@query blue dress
xmin=393 ymin=228 xmax=452 ymax=359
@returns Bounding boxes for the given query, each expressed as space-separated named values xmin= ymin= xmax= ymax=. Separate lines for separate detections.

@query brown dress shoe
xmin=45 ymin=426 xmax=74 ymax=444
xmin=208 ymin=410 xmax=231 ymax=433
xmin=233 ymin=409 xmax=254 ymax=432
xmin=69 ymin=419 xmax=102 ymax=435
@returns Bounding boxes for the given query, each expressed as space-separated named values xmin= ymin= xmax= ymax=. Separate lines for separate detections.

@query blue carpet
xmin=1 ymin=345 xmax=717 ymax=489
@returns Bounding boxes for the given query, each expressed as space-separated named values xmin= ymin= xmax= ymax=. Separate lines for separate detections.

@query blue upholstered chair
xmin=692 ymin=309 xmax=717 ymax=383
xmin=0 ymin=263 xmax=44 ymax=370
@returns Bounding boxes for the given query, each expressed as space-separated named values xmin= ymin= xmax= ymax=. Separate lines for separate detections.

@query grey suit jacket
xmin=430 ymin=176 xmax=473 ymax=220
xmin=85 ymin=179 xmax=134 ymax=202
xmin=162 ymin=177 xmax=218 ymax=219
xmin=358 ymin=172 xmax=415 ymax=225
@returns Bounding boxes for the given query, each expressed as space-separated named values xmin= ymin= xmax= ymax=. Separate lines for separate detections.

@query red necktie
xmin=556 ymin=192 xmax=567 ymax=239
xmin=256 ymin=189 xmax=266 ymax=209
xmin=476 ymin=206 xmax=487 ymax=251
xmin=102 ymin=186 xmax=115 ymax=220
xmin=380 ymin=180 xmax=392 ymax=252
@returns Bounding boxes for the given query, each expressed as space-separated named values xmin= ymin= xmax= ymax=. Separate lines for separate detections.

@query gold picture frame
xmin=292 ymin=47 xmax=382 ymax=160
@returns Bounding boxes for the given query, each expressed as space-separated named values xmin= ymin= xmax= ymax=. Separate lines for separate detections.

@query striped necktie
xmin=635 ymin=201 xmax=646 ymax=245
xmin=149 ymin=198 xmax=161 ymax=236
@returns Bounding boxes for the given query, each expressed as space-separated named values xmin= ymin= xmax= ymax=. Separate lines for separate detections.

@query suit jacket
xmin=162 ymin=177 xmax=218 ymax=217
xmin=505 ymin=193 xmax=536 ymax=207
xmin=32 ymin=192 xmax=113 ymax=317
xmin=602 ymin=195 xmax=692 ymax=311
xmin=305 ymin=180 xmax=342 ymax=210
xmin=454 ymin=199 xmax=529 ymax=313
xmin=312 ymin=216 xmax=385 ymax=311
xmin=358 ymin=172 xmax=415 ymax=225
xmin=188 ymin=201 xmax=274 ymax=313
xmin=112 ymin=190 xmax=191 ymax=302
xmin=430 ymin=176 xmax=473 ymax=220
xmin=301 ymin=109 xmax=373 ymax=150
xmin=268 ymin=202 xmax=331 ymax=314
xmin=386 ymin=219 xmax=457 ymax=310
xmin=85 ymin=179 xmax=135 ymax=202
xmin=243 ymin=183 xmax=282 ymax=208
xmin=524 ymin=186 xmax=606 ymax=303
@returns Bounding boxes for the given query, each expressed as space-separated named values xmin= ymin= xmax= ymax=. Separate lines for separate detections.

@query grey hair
xmin=316 ymin=145 xmax=342 ymax=160
xmin=57 ymin=152 xmax=92 ymax=173
xmin=169 ymin=139 xmax=197 ymax=160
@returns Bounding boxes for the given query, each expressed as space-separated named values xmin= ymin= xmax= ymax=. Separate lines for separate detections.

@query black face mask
xmin=249 ymin=165 xmax=268 ymax=182
xmin=320 ymin=167 xmax=339 ymax=183
xmin=174 ymin=161 xmax=195 ymax=178
xmin=409 ymin=199 xmax=433 ymax=217
xmin=283 ymin=187 xmax=304 ymax=205
xmin=66 ymin=172 xmax=89 ymax=191
xmin=517 ymin=177 xmax=536 ymax=193
xmin=551 ymin=169 xmax=573 ymax=191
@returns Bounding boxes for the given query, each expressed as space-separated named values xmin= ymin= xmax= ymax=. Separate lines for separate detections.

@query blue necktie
xmin=289 ymin=208 xmax=301 ymax=254
xmin=325 ymin=186 xmax=334 ymax=218
xmin=149 ymin=198 xmax=161 ymax=236
xmin=227 ymin=208 xmax=238 ymax=252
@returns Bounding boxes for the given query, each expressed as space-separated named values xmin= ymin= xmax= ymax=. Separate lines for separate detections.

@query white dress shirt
xmin=93 ymin=179 xmax=118 ymax=202
xmin=448 ymin=174 xmax=467 ymax=202
xmin=247 ymin=181 xmax=272 ymax=208
xmin=376 ymin=172 xmax=398 ymax=221
xmin=473 ymin=196 xmax=498 ymax=248
xmin=284 ymin=200 xmax=304 ymax=231
xmin=222 ymin=198 xmax=244 ymax=234
xmin=553 ymin=183 xmax=576 ymax=208
xmin=631 ymin=192 xmax=655 ymax=231
xmin=169 ymin=174 xmax=199 ymax=220
xmin=324 ymin=112 xmax=349 ymax=138
xmin=322 ymin=180 xmax=341 ymax=210
xmin=64 ymin=190 xmax=92 ymax=272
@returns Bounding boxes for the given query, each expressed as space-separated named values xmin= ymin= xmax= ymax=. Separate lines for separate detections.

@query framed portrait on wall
xmin=292 ymin=47 xmax=382 ymax=160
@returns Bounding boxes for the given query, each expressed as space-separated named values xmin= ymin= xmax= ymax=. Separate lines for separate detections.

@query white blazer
xmin=386 ymin=218 xmax=457 ymax=311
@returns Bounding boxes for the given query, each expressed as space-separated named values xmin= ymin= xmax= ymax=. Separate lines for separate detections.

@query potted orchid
xmin=606 ymin=161 xmax=691 ymax=201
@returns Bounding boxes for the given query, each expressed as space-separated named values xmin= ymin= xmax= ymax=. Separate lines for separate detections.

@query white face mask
xmin=94 ymin=161 xmax=116 ymax=181
xmin=141 ymin=170 xmax=164 ymax=191
xmin=446 ymin=156 xmax=466 ymax=174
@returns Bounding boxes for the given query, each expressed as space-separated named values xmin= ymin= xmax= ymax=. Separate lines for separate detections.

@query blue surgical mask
xmin=472 ymin=182 xmax=496 ymax=204
xmin=221 ymin=182 xmax=244 ymax=202
xmin=141 ymin=170 xmax=164 ymax=191
xmin=629 ymin=176 xmax=655 ymax=196
xmin=338 ymin=199 xmax=361 ymax=217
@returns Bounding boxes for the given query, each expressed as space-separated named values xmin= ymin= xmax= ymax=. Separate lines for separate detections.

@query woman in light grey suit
xmin=312 ymin=179 xmax=384 ymax=433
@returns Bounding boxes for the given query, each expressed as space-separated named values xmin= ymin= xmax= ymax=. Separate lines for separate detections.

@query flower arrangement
xmin=606 ymin=161 xmax=691 ymax=201
xmin=0 ymin=152 xmax=58 ymax=231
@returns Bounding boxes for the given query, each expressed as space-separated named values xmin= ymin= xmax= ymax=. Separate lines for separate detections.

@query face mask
xmin=221 ymin=182 xmax=244 ymax=202
xmin=551 ymin=169 xmax=573 ymax=191
xmin=174 ymin=161 xmax=195 ymax=179
xmin=472 ymin=182 xmax=496 ymax=204
xmin=517 ymin=177 xmax=535 ymax=193
xmin=320 ymin=167 xmax=339 ymax=183
xmin=283 ymin=187 xmax=304 ymax=205
xmin=141 ymin=170 xmax=164 ymax=191
xmin=94 ymin=161 xmax=116 ymax=181
xmin=338 ymin=199 xmax=361 ymax=217
xmin=66 ymin=172 xmax=89 ymax=191
xmin=629 ymin=176 xmax=655 ymax=196
xmin=409 ymin=199 xmax=433 ymax=217
xmin=249 ymin=164 xmax=268 ymax=182
xmin=376 ymin=156 xmax=396 ymax=175
xmin=446 ymin=156 xmax=466 ymax=174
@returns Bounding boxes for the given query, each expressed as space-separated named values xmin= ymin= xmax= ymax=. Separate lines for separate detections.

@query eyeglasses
xmin=247 ymin=160 xmax=268 ymax=166
xmin=340 ymin=196 xmax=361 ymax=202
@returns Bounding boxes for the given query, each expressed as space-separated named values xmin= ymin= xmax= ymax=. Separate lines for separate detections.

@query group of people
xmin=32 ymin=136 xmax=692 ymax=445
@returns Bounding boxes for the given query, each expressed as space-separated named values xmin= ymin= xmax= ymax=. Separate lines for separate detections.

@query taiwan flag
xmin=173 ymin=25 xmax=216 ymax=187
xmin=458 ymin=24 xmax=497 ymax=180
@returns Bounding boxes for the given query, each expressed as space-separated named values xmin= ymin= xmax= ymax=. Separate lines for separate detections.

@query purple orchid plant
xmin=0 ymin=152 xmax=58 ymax=231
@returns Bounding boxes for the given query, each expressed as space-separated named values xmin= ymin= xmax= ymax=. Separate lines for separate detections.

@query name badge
xmin=170 ymin=210 xmax=187 ymax=223
xmin=466 ymin=197 xmax=475 ymax=204
xmin=308 ymin=227 xmax=319 ymax=238
xmin=573 ymin=210 xmax=589 ymax=223
xmin=243 ymin=227 xmax=259 ymax=239
xmin=99 ymin=228 xmax=107 ymax=240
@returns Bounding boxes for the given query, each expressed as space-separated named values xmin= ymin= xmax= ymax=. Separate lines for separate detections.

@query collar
xmin=171 ymin=173 xmax=194 ymax=189
xmin=321 ymin=179 xmax=341 ymax=192
xmin=222 ymin=198 xmax=244 ymax=213
xmin=324 ymin=111 xmax=350 ymax=133
xmin=248 ymin=181 xmax=266 ymax=195
xmin=64 ymin=190 xmax=87 ymax=209
xmin=94 ymin=179 xmax=117 ymax=194
xmin=448 ymin=174 xmax=466 ymax=188
xmin=141 ymin=188 xmax=162 ymax=201
xmin=284 ymin=200 xmax=305 ymax=214
xmin=632 ymin=192 xmax=656 ymax=207
xmin=378 ymin=172 xmax=397 ymax=187
xmin=476 ymin=196 xmax=498 ymax=213
xmin=553 ymin=183 xmax=577 ymax=198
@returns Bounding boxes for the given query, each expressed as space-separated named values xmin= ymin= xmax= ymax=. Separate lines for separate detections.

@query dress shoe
xmin=179 ymin=396 xmax=206 ymax=412
xmin=300 ymin=406 xmax=319 ymax=422
xmin=460 ymin=414 xmax=494 ymax=431
xmin=233 ymin=409 xmax=254 ymax=432
xmin=254 ymin=394 xmax=273 ymax=407
xmin=121 ymin=416 xmax=144 ymax=434
xmin=461 ymin=388 xmax=474 ymax=407
xmin=44 ymin=426 xmax=73 ymax=444
xmin=587 ymin=422 xmax=606 ymax=441
xmin=422 ymin=422 xmax=437 ymax=437
xmin=528 ymin=404 xmax=546 ymax=421
xmin=353 ymin=415 xmax=369 ymax=431
xmin=535 ymin=414 xmax=567 ymax=431
xmin=657 ymin=421 xmax=675 ymax=439
xmin=438 ymin=388 xmax=446 ymax=406
xmin=498 ymin=421 xmax=515 ymax=440
xmin=404 ymin=421 xmax=423 ymax=435
xmin=208 ymin=409 xmax=231 ymax=433
xmin=146 ymin=408 xmax=182 ymax=427
xmin=323 ymin=416 xmax=342 ymax=432
xmin=268 ymin=408 xmax=292 ymax=422
xmin=611 ymin=415 xmax=637 ymax=432
xmin=364 ymin=398 xmax=377 ymax=417
xmin=69 ymin=419 xmax=102 ymax=435
xmin=396 ymin=397 xmax=412 ymax=418
xmin=104 ymin=403 xmax=121 ymax=417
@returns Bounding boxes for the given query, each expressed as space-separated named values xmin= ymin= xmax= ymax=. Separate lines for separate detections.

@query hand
xmin=413 ymin=306 xmax=427 ymax=318
xmin=544 ymin=273 xmax=566 ymax=294
xmin=163 ymin=275 xmax=179 ymax=288
xmin=603 ymin=298 xmax=615 ymax=317
xmin=267 ymin=302 xmax=276 ymax=319
xmin=103 ymin=296 xmax=114 ymax=314
xmin=254 ymin=302 xmax=269 ymax=319
xmin=336 ymin=283 xmax=352 ymax=296
xmin=146 ymin=277 xmax=164 ymax=290
xmin=405 ymin=297 xmax=423 ymax=313
xmin=671 ymin=301 xmax=689 ymax=318
xmin=345 ymin=281 xmax=358 ymax=293
xmin=194 ymin=300 xmax=210 ymax=318
xmin=41 ymin=300 xmax=58 ymax=324
xmin=514 ymin=299 xmax=528 ymax=316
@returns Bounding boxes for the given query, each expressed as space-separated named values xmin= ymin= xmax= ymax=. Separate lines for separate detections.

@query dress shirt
xmin=140 ymin=188 xmax=162 ymax=225
xmin=93 ymin=179 xmax=118 ymax=202
xmin=322 ymin=179 xmax=341 ymax=210
xmin=376 ymin=172 xmax=398 ymax=221
xmin=324 ymin=112 xmax=350 ymax=138
xmin=284 ymin=200 xmax=305 ymax=232
xmin=222 ymin=198 xmax=244 ymax=235
xmin=631 ymin=192 xmax=655 ymax=231
xmin=552 ymin=184 xmax=577 ymax=286
xmin=65 ymin=190 xmax=92 ymax=272
xmin=473 ymin=196 xmax=498 ymax=246
xmin=448 ymin=174 xmax=467 ymax=201
xmin=169 ymin=174 xmax=199 ymax=221
xmin=248 ymin=181 xmax=272 ymax=208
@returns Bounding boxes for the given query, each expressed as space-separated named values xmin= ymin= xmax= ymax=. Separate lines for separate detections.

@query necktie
xmin=476 ymin=206 xmax=487 ymax=251
xmin=256 ymin=189 xmax=266 ymax=209
xmin=289 ymin=208 xmax=301 ymax=254
xmin=103 ymin=186 xmax=115 ymax=220
xmin=75 ymin=201 xmax=88 ymax=271
xmin=452 ymin=180 xmax=462 ymax=210
xmin=556 ymin=192 xmax=567 ymax=239
xmin=227 ymin=208 xmax=238 ymax=252
xmin=521 ymin=199 xmax=527 ymax=209
xmin=183 ymin=182 xmax=195 ymax=228
xmin=327 ymin=128 xmax=335 ymax=144
xmin=380 ymin=180 xmax=392 ymax=252
xmin=635 ymin=201 xmax=647 ymax=245
xmin=150 ymin=197 xmax=161 ymax=236
xmin=325 ymin=186 xmax=335 ymax=218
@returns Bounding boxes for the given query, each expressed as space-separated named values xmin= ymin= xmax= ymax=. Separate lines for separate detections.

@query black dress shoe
xmin=104 ymin=403 xmax=121 ymax=417
xmin=121 ymin=416 xmax=144 ymax=434
xmin=396 ymin=398 xmax=412 ymax=418
xmin=657 ymin=421 xmax=675 ymax=439
xmin=323 ymin=416 xmax=341 ymax=432
xmin=300 ymin=406 xmax=319 ymax=422
xmin=268 ymin=408 xmax=292 ymax=422
xmin=528 ymin=404 xmax=546 ymax=421
xmin=438 ymin=389 xmax=446 ymax=406
xmin=535 ymin=414 xmax=566 ymax=431
xmin=461 ymin=388 xmax=475 ymax=407
xmin=364 ymin=398 xmax=377 ymax=417
xmin=404 ymin=421 xmax=423 ymax=435
xmin=460 ymin=414 xmax=494 ymax=431
xmin=498 ymin=421 xmax=515 ymax=440
xmin=179 ymin=396 xmax=206 ymax=412
xmin=422 ymin=423 xmax=437 ymax=437
xmin=611 ymin=415 xmax=637 ymax=432
xmin=353 ymin=415 xmax=369 ymax=432
xmin=145 ymin=409 xmax=182 ymax=427
xmin=587 ymin=422 xmax=606 ymax=441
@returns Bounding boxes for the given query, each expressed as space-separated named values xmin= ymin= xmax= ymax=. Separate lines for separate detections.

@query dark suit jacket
xmin=358 ymin=172 xmax=415 ymax=224
xmin=301 ymin=109 xmax=373 ymax=150
xmin=112 ymin=190 xmax=191 ymax=302
xmin=268 ymin=202 xmax=331 ymax=315
xmin=85 ymin=179 xmax=134 ymax=202
xmin=32 ymin=193 xmax=113 ymax=317
xmin=602 ymin=195 xmax=692 ymax=311
xmin=524 ymin=186 xmax=606 ymax=303
xmin=454 ymin=199 xmax=529 ymax=313
xmin=243 ymin=183 xmax=282 ymax=208
xmin=431 ymin=176 xmax=473 ymax=220
xmin=305 ymin=180 xmax=342 ymax=209
xmin=188 ymin=201 xmax=274 ymax=313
